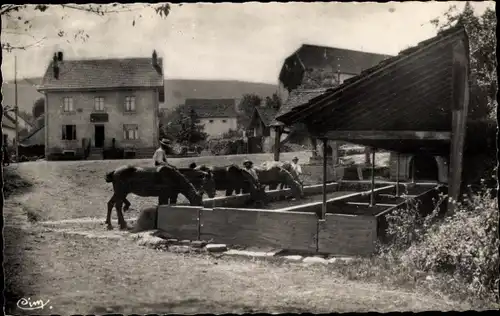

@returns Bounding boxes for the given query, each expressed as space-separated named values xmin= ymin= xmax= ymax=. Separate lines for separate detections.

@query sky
xmin=1 ymin=1 xmax=495 ymax=84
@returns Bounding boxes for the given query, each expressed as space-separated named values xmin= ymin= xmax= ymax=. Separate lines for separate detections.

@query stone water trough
xmin=149 ymin=181 xmax=445 ymax=257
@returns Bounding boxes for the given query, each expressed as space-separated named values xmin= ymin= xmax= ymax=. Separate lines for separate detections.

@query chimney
xmin=152 ymin=49 xmax=161 ymax=75
xmin=57 ymin=51 xmax=63 ymax=62
xmin=152 ymin=49 xmax=158 ymax=66
xmin=52 ymin=53 xmax=59 ymax=79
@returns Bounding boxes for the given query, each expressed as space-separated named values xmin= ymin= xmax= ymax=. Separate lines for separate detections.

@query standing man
xmin=153 ymin=138 xmax=170 ymax=166
xmin=291 ymin=156 xmax=302 ymax=176
xmin=243 ymin=159 xmax=259 ymax=182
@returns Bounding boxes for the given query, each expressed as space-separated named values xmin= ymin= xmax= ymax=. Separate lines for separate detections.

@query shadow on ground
xmin=89 ymin=298 xmax=313 ymax=314
xmin=3 ymin=226 xmax=33 ymax=315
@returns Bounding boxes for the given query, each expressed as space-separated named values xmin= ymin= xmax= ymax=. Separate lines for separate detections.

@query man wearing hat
xmin=291 ymin=156 xmax=303 ymax=177
xmin=243 ymin=159 xmax=259 ymax=182
xmin=153 ymin=138 xmax=170 ymax=166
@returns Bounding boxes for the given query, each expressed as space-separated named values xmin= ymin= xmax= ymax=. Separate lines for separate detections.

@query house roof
xmin=38 ymin=57 xmax=164 ymax=91
xmin=2 ymin=112 xmax=16 ymax=129
xmin=184 ymin=98 xmax=238 ymax=118
xmin=276 ymin=23 xmax=469 ymax=155
xmin=2 ymin=111 xmax=33 ymax=129
xmin=20 ymin=125 xmax=45 ymax=146
xmin=276 ymin=88 xmax=330 ymax=120
xmin=255 ymin=107 xmax=279 ymax=127
xmin=293 ymin=44 xmax=392 ymax=74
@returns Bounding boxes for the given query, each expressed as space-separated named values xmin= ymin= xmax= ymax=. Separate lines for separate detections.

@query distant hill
xmin=2 ymin=76 xmax=279 ymax=116
xmin=2 ymin=77 xmax=44 ymax=118
xmin=164 ymin=79 xmax=279 ymax=110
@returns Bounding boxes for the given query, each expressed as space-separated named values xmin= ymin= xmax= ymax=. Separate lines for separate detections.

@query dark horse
xmin=104 ymin=164 xmax=205 ymax=230
xmin=115 ymin=165 xmax=216 ymax=211
xmin=253 ymin=162 xmax=304 ymax=199
xmin=196 ymin=164 xmax=268 ymax=206
xmin=164 ymin=166 xmax=217 ymax=204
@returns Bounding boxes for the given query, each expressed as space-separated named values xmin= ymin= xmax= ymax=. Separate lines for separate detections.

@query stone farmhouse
xmin=277 ymin=44 xmax=392 ymax=101
xmin=274 ymin=44 xmax=393 ymax=164
xmin=184 ymin=98 xmax=238 ymax=139
xmin=37 ymin=51 xmax=164 ymax=160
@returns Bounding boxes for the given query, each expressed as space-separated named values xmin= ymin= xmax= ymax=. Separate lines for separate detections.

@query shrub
xmin=380 ymin=184 xmax=499 ymax=304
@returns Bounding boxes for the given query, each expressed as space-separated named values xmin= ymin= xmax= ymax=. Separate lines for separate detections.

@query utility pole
xmin=14 ymin=55 xmax=19 ymax=162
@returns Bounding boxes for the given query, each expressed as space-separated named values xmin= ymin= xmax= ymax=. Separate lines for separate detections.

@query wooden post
xmin=411 ymin=157 xmax=415 ymax=184
xmin=273 ymin=126 xmax=281 ymax=162
xmin=321 ymin=138 xmax=328 ymax=219
xmin=395 ymin=152 xmax=400 ymax=197
xmin=370 ymin=148 xmax=376 ymax=207
xmin=448 ymin=39 xmax=470 ymax=213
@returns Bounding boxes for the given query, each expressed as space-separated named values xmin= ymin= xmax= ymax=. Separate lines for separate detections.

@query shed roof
xmin=38 ymin=57 xmax=164 ymax=91
xmin=276 ymin=24 xmax=470 ymax=155
xmin=184 ymin=98 xmax=237 ymax=118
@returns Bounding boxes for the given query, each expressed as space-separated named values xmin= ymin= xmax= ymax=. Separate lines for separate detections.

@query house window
xmin=209 ymin=120 xmax=214 ymax=123
xmin=222 ymin=119 xmax=227 ymax=123
xmin=123 ymin=124 xmax=139 ymax=140
xmin=63 ymin=97 xmax=74 ymax=112
xmin=125 ymin=96 xmax=136 ymax=112
xmin=94 ymin=97 xmax=105 ymax=111
xmin=62 ymin=125 xmax=77 ymax=140
xmin=158 ymin=89 xmax=165 ymax=103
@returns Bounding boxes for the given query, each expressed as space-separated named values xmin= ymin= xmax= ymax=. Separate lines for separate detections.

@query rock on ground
xmin=206 ymin=244 xmax=228 ymax=253
xmin=303 ymin=257 xmax=328 ymax=264
xmin=132 ymin=206 xmax=158 ymax=232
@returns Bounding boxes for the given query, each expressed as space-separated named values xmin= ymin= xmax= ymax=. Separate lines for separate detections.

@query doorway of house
xmin=94 ymin=125 xmax=105 ymax=148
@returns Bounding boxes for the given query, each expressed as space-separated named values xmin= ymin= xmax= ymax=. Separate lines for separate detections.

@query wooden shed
xmin=275 ymin=24 xmax=472 ymax=214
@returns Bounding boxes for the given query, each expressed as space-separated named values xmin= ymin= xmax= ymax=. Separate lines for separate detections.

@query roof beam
xmin=318 ymin=130 xmax=451 ymax=141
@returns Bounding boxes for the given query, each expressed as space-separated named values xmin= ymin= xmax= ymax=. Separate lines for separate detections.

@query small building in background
xmin=184 ymin=98 xmax=238 ymax=139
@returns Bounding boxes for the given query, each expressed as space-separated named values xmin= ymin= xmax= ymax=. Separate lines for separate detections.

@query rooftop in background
xmin=184 ymin=98 xmax=238 ymax=118
xmin=293 ymin=44 xmax=393 ymax=74
xmin=254 ymin=107 xmax=279 ymax=127
xmin=37 ymin=54 xmax=164 ymax=91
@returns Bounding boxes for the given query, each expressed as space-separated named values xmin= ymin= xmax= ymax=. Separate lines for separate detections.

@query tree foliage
xmin=265 ymin=92 xmax=283 ymax=111
xmin=1 ymin=3 xmax=172 ymax=51
xmin=32 ymin=97 xmax=45 ymax=119
xmin=430 ymin=2 xmax=497 ymax=119
xmin=160 ymin=105 xmax=208 ymax=145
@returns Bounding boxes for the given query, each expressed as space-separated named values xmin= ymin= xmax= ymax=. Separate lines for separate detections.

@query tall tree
xmin=160 ymin=105 xmax=207 ymax=145
xmin=265 ymin=92 xmax=283 ymax=110
xmin=32 ymin=97 xmax=44 ymax=119
xmin=431 ymin=2 xmax=497 ymax=186
xmin=1 ymin=4 xmax=171 ymax=51
xmin=237 ymin=94 xmax=262 ymax=129
xmin=177 ymin=108 xmax=208 ymax=145
xmin=430 ymin=2 xmax=497 ymax=120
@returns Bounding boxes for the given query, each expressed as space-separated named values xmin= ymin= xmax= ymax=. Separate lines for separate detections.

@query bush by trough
xmin=378 ymin=184 xmax=499 ymax=306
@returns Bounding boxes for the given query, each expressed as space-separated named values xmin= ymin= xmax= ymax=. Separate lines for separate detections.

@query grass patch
xmin=24 ymin=206 xmax=43 ymax=223
xmin=3 ymin=167 xmax=33 ymax=198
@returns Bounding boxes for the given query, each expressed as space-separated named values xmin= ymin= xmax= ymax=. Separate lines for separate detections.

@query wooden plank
xmin=322 ymin=130 xmax=451 ymax=141
xmin=157 ymin=205 xmax=202 ymax=240
xmin=318 ymin=214 xmax=377 ymax=256
xmin=200 ymin=208 xmax=317 ymax=252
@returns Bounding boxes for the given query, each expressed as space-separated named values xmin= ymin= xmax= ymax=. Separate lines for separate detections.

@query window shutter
xmin=62 ymin=125 xmax=66 ymax=140
xmin=72 ymin=125 xmax=77 ymax=140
